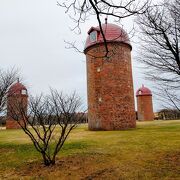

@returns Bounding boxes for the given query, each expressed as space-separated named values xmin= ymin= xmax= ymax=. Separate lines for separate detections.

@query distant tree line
xmin=0 ymin=116 xmax=6 ymax=126
xmin=157 ymin=109 xmax=180 ymax=120
xmin=27 ymin=112 xmax=88 ymax=126
xmin=0 ymin=113 xmax=87 ymax=127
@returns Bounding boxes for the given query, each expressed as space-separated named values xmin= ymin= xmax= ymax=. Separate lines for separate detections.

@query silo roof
xmin=136 ymin=85 xmax=152 ymax=96
xmin=8 ymin=82 xmax=27 ymax=95
xmin=84 ymin=23 xmax=131 ymax=51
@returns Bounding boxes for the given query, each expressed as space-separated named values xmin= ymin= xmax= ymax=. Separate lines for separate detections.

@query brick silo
xmin=6 ymin=81 xmax=28 ymax=129
xmin=136 ymin=85 xmax=154 ymax=121
xmin=84 ymin=22 xmax=136 ymax=130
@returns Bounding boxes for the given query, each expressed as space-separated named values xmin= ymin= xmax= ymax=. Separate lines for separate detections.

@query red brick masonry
xmin=85 ymin=42 xmax=136 ymax=130
xmin=137 ymin=95 xmax=154 ymax=121
xmin=6 ymin=82 xmax=28 ymax=129
xmin=6 ymin=120 xmax=23 ymax=129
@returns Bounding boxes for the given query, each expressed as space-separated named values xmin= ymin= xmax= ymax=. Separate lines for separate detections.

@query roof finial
xmin=105 ymin=17 xmax=108 ymax=24
xmin=17 ymin=78 xmax=20 ymax=83
xmin=142 ymin=84 xmax=144 ymax=87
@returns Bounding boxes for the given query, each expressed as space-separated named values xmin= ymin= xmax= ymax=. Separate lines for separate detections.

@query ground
xmin=0 ymin=120 xmax=180 ymax=179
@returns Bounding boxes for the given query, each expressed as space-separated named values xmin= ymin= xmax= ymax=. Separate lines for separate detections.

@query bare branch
xmin=0 ymin=67 xmax=20 ymax=113
xmin=136 ymin=0 xmax=180 ymax=110
xmin=9 ymin=89 xmax=86 ymax=166
xmin=58 ymin=0 xmax=150 ymax=57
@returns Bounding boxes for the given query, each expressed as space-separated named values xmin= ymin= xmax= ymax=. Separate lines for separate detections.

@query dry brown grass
xmin=0 ymin=120 xmax=180 ymax=179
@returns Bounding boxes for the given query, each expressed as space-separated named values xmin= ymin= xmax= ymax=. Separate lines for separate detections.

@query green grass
xmin=0 ymin=120 xmax=180 ymax=179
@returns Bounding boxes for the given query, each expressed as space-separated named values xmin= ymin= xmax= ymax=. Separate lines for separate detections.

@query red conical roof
xmin=136 ymin=85 xmax=152 ymax=96
xmin=84 ymin=23 xmax=131 ymax=51
xmin=8 ymin=82 xmax=27 ymax=96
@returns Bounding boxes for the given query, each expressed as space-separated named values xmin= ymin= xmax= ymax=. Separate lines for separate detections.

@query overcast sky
xmin=0 ymin=0 xmax=161 ymax=111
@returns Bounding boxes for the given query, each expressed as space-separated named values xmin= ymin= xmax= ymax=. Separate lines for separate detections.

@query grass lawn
xmin=0 ymin=120 xmax=180 ymax=179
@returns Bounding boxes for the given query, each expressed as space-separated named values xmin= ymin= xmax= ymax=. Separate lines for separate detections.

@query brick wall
xmin=6 ymin=95 xmax=28 ymax=129
xmin=137 ymin=95 xmax=154 ymax=121
xmin=6 ymin=120 xmax=23 ymax=129
xmin=85 ymin=42 xmax=136 ymax=130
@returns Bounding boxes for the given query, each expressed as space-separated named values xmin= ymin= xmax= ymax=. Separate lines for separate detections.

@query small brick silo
xmin=84 ymin=22 xmax=136 ymax=130
xmin=6 ymin=81 xmax=28 ymax=129
xmin=136 ymin=85 xmax=154 ymax=121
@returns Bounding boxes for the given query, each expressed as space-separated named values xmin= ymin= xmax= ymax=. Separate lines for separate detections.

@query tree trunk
xmin=42 ymin=152 xmax=51 ymax=166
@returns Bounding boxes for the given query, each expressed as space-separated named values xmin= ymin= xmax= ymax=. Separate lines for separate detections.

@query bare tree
xmin=58 ymin=0 xmax=150 ymax=57
xmin=0 ymin=67 xmax=19 ymax=114
xmin=136 ymin=0 xmax=180 ymax=110
xmin=158 ymin=108 xmax=180 ymax=120
xmin=9 ymin=89 xmax=85 ymax=166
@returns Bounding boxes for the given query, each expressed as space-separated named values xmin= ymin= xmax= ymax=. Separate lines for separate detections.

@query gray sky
xmin=0 ymin=0 xmax=160 ymax=111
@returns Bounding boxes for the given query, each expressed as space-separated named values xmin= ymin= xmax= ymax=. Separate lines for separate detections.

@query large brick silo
xmin=6 ymin=81 xmax=28 ymax=129
xmin=84 ymin=22 xmax=136 ymax=130
xmin=136 ymin=85 xmax=154 ymax=121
